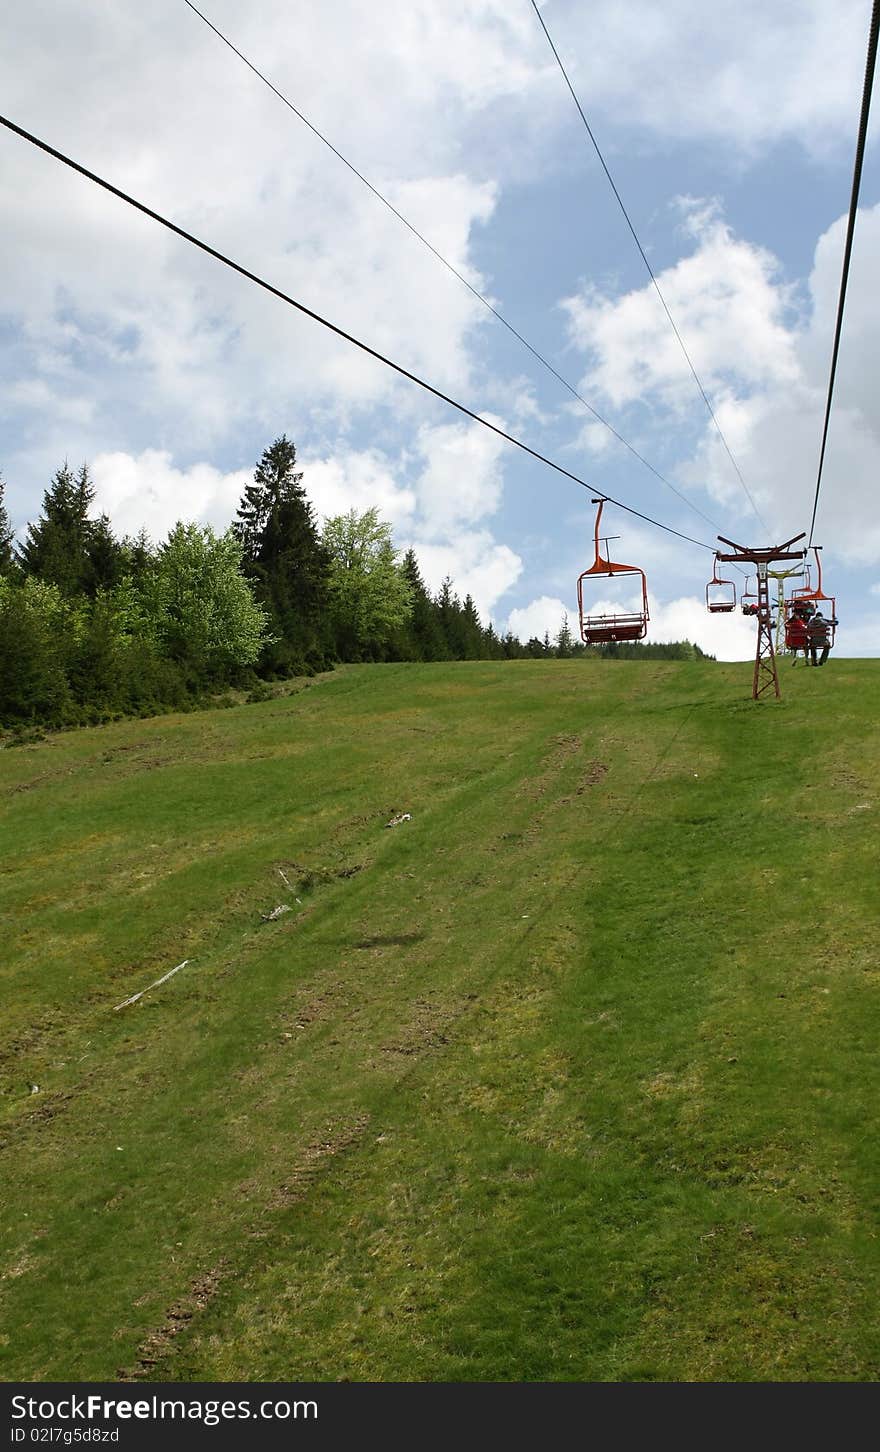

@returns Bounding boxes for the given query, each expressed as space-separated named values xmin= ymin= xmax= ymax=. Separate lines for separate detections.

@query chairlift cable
xmin=529 ymin=0 xmax=768 ymax=535
xmin=0 ymin=110 xmax=719 ymax=555
xmin=179 ymin=0 xmax=723 ymax=536
xmin=808 ymin=0 xmax=879 ymax=547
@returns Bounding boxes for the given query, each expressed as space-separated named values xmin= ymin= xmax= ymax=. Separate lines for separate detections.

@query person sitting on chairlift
xmin=786 ymin=608 xmax=809 ymax=664
xmin=807 ymin=609 xmax=836 ymax=667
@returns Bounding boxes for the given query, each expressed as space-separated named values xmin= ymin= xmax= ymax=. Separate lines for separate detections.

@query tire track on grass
xmin=133 ymin=682 xmax=713 ymax=1379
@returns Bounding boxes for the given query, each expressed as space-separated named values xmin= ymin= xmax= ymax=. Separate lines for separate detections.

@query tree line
xmin=0 ymin=435 xmax=712 ymax=731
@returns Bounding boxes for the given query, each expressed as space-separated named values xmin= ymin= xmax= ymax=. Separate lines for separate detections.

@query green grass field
xmin=1 ymin=658 xmax=878 ymax=1382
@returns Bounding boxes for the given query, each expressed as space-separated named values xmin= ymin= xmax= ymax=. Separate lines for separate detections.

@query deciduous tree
xmin=323 ymin=507 xmax=413 ymax=658
xmin=141 ymin=523 xmax=270 ymax=679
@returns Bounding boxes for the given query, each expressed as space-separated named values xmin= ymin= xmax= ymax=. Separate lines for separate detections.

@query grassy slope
xmin=1 ymin=658 xmax=878 ymax=1382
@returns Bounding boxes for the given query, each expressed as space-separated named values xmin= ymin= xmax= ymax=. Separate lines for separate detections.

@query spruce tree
xmin=555 ymin=613 xmax=575 ymax=658
xmin=401 ymin=549 xmax=447 ymax=660
xmin=85 ymin=513 xmax=124 ymax=596
xmin=460 ymin=594 xmax=485 ymax=659
xmin=0 ymin=475 xmax=14 ymax=575
xmin=437 ymin=577 xmax=467 ymax=658
xmin=17 ymin=462 xmax=96 ymax=597
xmin=120 ymin=527 xmax=154 ymax=581
xmin=233 ymin=436 xmax=329 ymax=672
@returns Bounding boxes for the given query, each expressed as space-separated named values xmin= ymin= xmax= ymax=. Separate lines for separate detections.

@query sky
xmin=1 ymin=0 xmax=878 ymax=657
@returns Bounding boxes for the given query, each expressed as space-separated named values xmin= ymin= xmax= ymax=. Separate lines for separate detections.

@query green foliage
xmin=594 ymin=638 xmax=715 ymax=661
xmin=142 ymin=523 xmax=270 ymax=679
xmin=0 ymin=475 xmax=14 ymax=575
xmin=0 ymin=578 xmax=72 ymax=723
xmin=85 ymin=513 xmax=125 ymax=595
xmin=2 ymin=439 xmax=716 ymax=733
xmin=67 ymin=590 xmax=124 ymax=707
xmin=119 ymin=527 xmax=154 ymax=581
xmin=323 ymin=507 xmax=414 ymax=658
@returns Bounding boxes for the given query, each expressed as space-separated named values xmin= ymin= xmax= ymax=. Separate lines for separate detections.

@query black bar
xmin=1 ymin=1382 xmax=874 ymax=1447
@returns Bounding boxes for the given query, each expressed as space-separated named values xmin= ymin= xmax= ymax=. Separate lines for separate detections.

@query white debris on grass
xmin=114 ymin=959 xmax=191 ymax=1012
xmin=261 ymin=904 xmax=291 ymax=922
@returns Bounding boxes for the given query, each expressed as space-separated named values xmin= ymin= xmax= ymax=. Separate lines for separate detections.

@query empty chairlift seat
xmin=706 ymin=556 xmax=736 ymax=613
xmin=577 ymin=499 xmax=650 ymax=645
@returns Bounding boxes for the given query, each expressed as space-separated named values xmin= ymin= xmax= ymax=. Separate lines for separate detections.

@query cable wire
xmin=0 ymin=111 xmax=718 ymax=554
xmin=530 ymin=0 xmax=768 ymax=533
xmin=180 ymin=0 xmax=723 ymax=536
xmin=808 ymin=0 xmax=879 ymax=546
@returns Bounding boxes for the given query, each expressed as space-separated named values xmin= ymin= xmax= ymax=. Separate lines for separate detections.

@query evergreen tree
xmin=0 ymin=475 xmax=14 ymax=575
xmin=85 ymin=513 xmax=124 ymax=596
xmin=234 ymin=436 xmax=303 ymax=558
xmin=482 ymin=621 xmax=506 ymax=660
xmin=233 ymin=436 xmax=329 ymax=672
xmin=119 ymin=527 xmax=154 ymax=581
xmin=400 ymin=549 xmax=448 ymax=660
xmin=555 ymin=613 xmax=575 ymax=658
xmin=460 ymin=595 xmax=485 ymax=659
xmin=436 ymin=577 xmax=467 ymax=657
xmin=17 ymin=462 xmax=96 ymax=597
xmin=68 ymin=592 xmax=124 ymax=709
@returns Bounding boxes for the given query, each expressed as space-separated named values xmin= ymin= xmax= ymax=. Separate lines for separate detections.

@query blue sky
xmin=1 ymin=0 xmax=878 ymax=656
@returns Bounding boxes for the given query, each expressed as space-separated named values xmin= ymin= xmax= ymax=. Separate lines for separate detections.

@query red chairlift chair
xmin=741 ymin=575 xmax=759 ymax=617
xmin=577 ymin=498 xmax=650 ymax=645
xmin=706 ymin=556 xmax=736 ymax=613
xmin=788 ymin=547 xmax=837 ymax=646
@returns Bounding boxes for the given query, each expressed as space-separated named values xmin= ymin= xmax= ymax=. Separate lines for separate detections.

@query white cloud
xmin=413 ymin=533 xmax=522 ymax=623
xmin=683 ymin=206 xmax=880 ymax=562
xmin=509 ymin=586 xmax=760 ymax=660
xmin=0 ymin=1 xmax=534 ymax=467
xmin=507 ymin=595 xmax=570 ymax=642
xmin=563 ymin=201 xmax=799 ymax=417
xmin=412 ymin=417 xmax=508 ymax=532
xmin=834 ymin=614 xmax=880 ymax=655
xmin=564 ymin=201 xmax=880 ymax=565
xmin=537 ymin=0 xmax=874 ymax=154
xmin=398 ymin=417 xmax=521 ymax=619
xmin=91 ymin=450 xmax=251 ymax=542
xmin=646 ymin=596 xmax=756 ymax=660
xmin=304 ymin=452 xmax=416 ymax=529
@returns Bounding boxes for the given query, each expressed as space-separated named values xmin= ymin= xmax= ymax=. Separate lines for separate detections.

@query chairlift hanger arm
xmin=717 ymin=549 xmax=806 ymax=565
xmin=716 ymin=532 xmax=806 ymax=563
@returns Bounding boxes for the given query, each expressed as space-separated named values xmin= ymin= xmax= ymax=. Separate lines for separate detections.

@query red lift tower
xmin=716 ymin=532 xmax=807 ymax=700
